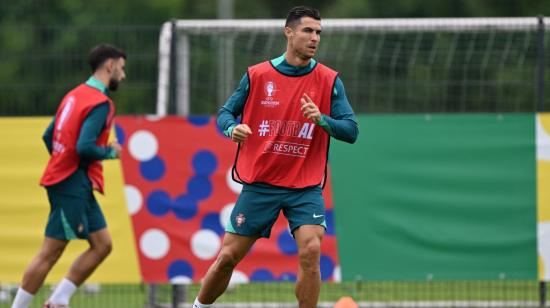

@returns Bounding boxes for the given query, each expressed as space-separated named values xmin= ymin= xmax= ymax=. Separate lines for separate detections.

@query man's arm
xmin=217 ymin=73 xmax=251 ymax=141
xmin=76 ymin=103 xmax=119 ymax=160
xmin=43 ymin=117 xmax=55 ymax=154
xmin=320 ymin=76 xmax=358 ymax=144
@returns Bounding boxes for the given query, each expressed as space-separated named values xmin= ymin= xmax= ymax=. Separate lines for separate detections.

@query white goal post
xmin=156 ymin=17 xmax=549 ymax=116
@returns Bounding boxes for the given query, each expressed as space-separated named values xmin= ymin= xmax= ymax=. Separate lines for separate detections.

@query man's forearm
xmin=217 ymin=106 xmax=239 ymax=138
xmin=321 ymin=116 xmax=358 ymax=143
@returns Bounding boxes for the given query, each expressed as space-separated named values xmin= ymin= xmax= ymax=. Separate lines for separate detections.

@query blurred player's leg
xmin=294 ymin=225 xmax=324 ymax=308
xmin=66 ymin=228 xmax=112 ymax=285
xmin=11 ymin=289 xmax=33 ymax=308
xmin=47 ymin=228 xmax=112 ymax=306
xmin=11 ymin=237 xmax=68 ymax=308
xmin=194 ymin=233 xmax=258 ymax=307
xmin=46 ymin=278 xmax=77 ymax=307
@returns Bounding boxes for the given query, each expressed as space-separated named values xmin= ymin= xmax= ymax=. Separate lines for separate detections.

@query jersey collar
xmin=270 ymin=53 xmax=317 ymax=75
xmin=85 ymin=76 xmax=108 ymax=95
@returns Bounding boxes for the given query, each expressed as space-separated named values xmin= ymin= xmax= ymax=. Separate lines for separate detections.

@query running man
xmin=11 ymin=44 xmax=126 ymax=308
xmin=194 ymin=6 xmax=358 ymax=308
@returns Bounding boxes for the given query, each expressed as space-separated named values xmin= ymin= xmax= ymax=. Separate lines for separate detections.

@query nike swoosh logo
xmin=313 ymin=214 xmax=324 ymax=218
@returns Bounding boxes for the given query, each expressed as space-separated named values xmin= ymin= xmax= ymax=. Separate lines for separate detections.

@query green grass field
xmin=0 ymin=280 xmax=546 ymax=307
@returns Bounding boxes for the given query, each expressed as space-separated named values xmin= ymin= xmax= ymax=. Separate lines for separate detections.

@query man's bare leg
xmin=20 ymin=237 xmax=68 ymax=294
xmin=65 ymin=228 xmax=112 ymax=285
xmin=196 ymin=233 xmax=258 ymax=305
xmin=12 ymin=237 xmax=68 ymax=308
xmin=47 ymin=229 xmax=112 ymax=306
xmin=294 ymin=225 xmax=324 ymax=308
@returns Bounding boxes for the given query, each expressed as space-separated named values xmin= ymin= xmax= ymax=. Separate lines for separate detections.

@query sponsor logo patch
xmin=257 ymin=120 xmax=315 ymax=140
xmin=264 ymin=141 xmax=309 ymax=158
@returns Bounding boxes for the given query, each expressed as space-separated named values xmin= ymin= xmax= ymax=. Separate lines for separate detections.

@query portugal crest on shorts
xmin=236 ymin=213 xmax=246 ymax=227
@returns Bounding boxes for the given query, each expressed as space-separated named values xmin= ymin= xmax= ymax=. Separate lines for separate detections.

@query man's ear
xmin=284 ymin=26 xmax=293 ymax=39
xmin=105 ymin=58 xmax=114 ymax=73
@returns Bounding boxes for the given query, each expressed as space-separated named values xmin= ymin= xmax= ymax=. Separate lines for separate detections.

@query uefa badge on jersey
xmin=260 ymin=81 xmax=280 ymax=107
xmin=265 ymin=81 xmax=276 ymax=97
xmin=236 ymin=213 xmax=246 ymax=228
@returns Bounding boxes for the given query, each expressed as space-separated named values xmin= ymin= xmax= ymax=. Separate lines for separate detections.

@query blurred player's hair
xmin=88 ymin=43 xmax=127 ymax=73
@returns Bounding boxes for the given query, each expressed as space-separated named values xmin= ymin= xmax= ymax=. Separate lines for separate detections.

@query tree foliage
xmin=0 ymin=0 xmax=548 ymax=115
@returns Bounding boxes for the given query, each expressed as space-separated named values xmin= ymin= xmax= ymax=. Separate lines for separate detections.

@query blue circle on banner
xmin=201 ymin=213 xmax=225 ymax=235
xmin=140 ymin=156 xmax=166 ymax=181
xmin=114 ymin=124 xmax=125 ymax=146
xmin=277 ymin=230 xmax=297 ymax=255
xmin=167 ymin=260 xmax=194 ymax=280
xmin=146 ymin=190 xmax=171 ymax=217
xmin=187 ymin=175 xmax=212 ymax=200
xmin=192 ymin=151 xmax=218 ymax=176
xmin=171 ymin=194 xmax=198 ymax=220
xmin=320 ymin=255 xmax=335 ymax=281
xmin=279 ymin=272 xmax=297 ymax=282
xmin=250 ymin=269 xmax=274 ymax=282
xmin=188 ymin=116 xmax=210 ymax=126
xmin=325 ymin=210 xmax=335 ymax=236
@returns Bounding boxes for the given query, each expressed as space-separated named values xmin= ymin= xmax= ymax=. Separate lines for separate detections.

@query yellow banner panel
xmin=537 ymin=113 xmax=550 ymax=281
xmin=0 ymin=117 xmax=140 ymax=283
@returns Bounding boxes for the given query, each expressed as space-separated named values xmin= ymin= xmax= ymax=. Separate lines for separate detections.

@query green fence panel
xmin=331 ymin=114 xmax=536 ymax=281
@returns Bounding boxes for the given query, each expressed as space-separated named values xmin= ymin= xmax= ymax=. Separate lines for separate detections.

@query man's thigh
xmin=45 ymin=191 xmax=106 ymax=240
xmin=226 ymin=190 xmax=282 ymax=238
xmin=87 ymin=195 xmax=107 ymax=233
xmin=282 ymin=187 xmax=327 ymax=234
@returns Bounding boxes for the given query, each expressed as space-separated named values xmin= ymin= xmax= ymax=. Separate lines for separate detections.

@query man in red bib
xmin=195 ymin=6 xmax=358 ymax=308
xmin=11 ymin=44 xmax=126 ymax=308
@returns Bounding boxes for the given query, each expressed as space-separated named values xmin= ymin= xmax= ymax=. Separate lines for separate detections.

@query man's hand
xmin=301 ymin=93 xmax=321 ymax=124
xmin=109 ymin=141 xmax=122 ymax=158
xmin=231 ymin=124 xmax=252 ymax=143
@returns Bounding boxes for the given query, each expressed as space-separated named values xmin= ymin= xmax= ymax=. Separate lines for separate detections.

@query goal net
xmin=156 ymin=17 xmax=550 ymax=116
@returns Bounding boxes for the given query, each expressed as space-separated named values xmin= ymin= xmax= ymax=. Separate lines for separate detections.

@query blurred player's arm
xmin=76 ymin=102 xmax=120 ymax=160
xmin=319 ymin=76 xmax=358 ymax=144
xmin=42 ymin=117 xmax=55 ymax=154
xmin=217 ymin=73 xmax=251 ymax=142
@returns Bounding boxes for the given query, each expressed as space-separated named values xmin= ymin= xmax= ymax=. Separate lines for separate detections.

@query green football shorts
xmin=45 ymin=190 xmax=107 ymax=240
xmin=226 ymin=185 xmax=327 ymax=238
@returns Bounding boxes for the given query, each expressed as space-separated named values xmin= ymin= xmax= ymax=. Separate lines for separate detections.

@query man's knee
xmin=88 ymin=229 xmax=113 ymax=258
xmin=99 ymin=240 xmax=113 ymax=257
xmin=298 ymin=238 xmax=321 ymax=270
xmin=39 ymin=239 xmax=67 ymax=265
xmin=92 ymin=238 xmax=112 ymax=258
xmin=215 ymin=250 xmax=241 ymax=272
xmin=101 ymin=240 xmax=113 ymax=257
xmin=39 ymin=247 xmax=64 ymax=266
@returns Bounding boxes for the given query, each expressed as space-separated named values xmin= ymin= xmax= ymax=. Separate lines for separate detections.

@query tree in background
xmin=0 ymin=0 xmax=548 ymax=115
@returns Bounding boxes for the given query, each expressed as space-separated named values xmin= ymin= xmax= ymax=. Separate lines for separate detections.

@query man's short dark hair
xmin=88 ymin=43 xmax=126 ymax=73
xmin=285 ymin=6 xmax=321 ymax=28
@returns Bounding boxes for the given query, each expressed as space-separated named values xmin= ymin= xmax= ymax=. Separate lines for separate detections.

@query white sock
xmin=11 ymin=288 xmax=34 ymax=308
xmin=193 ymin=297 xmax=213 ymax=307
xmin=49 ymin=278 xmax=77 ymax=305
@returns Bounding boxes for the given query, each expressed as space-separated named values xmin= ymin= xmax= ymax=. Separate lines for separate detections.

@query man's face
xmin=286 ymin=17 xmax=321 ymax=60
xmin=108 ymin=57 xmax=126 ymax=91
